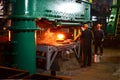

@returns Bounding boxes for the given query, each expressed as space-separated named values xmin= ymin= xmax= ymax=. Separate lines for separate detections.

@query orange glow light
xmin=57 ymin=33 xmax=65 ymax=40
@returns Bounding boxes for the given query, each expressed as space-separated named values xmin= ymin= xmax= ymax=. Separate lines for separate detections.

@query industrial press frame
xmin=2 ymin=0 xmax=91 ymax=74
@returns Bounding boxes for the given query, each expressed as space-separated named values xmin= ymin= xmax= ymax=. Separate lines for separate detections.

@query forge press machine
xmin=7 ymin=0 xmax=91 ymax=74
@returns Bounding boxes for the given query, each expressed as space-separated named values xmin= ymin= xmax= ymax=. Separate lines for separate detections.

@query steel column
xmin=10 ymin=0 xmax=38 ymax=74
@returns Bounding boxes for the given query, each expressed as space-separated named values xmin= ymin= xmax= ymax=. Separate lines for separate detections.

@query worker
xmin=80 ymin=23 xmax=93 ymax=67
xmin=93 ymin=23 xmax=104 ymax=56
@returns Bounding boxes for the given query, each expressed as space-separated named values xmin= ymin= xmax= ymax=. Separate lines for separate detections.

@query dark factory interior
xmin=0 ymin=0 xmax=120 ymax=80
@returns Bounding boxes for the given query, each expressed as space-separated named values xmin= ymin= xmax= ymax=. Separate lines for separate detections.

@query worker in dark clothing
xmin=80 ymin=23 xmax=93 ymax=68
xmin=93 ymin=24 xmax=104 ymax=56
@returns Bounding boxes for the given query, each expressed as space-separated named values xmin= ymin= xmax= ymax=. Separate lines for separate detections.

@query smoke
xmin=37 ymin=29 xmax=57 ymax=45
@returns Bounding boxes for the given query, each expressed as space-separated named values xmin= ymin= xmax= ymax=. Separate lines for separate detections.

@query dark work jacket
xmin=93 ymin=29 xmax=104 ymax=43
xmin=81 ymin=29 xmax=93 ymax=48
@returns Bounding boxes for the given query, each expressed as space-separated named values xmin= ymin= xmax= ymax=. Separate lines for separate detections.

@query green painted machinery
xmin=106 ymin=0 xmax=120 ymax=37
xmin=104 ymin=0 xmax=120 ymax=46
xmin=7 ymin=0 xmax=91 ymax=74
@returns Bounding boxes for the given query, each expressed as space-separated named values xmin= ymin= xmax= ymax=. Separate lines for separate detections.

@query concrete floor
xmin=39 ymin=46 xmax=120 ymax=80
xmin=0 ymin=41 xmax=120 ymax=80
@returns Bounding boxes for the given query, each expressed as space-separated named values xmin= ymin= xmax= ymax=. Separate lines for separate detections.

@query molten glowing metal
xmin=56 ymin=33 xmax=65 ymax=40
xmin=37 ymin=29 xmax=68 ymax=45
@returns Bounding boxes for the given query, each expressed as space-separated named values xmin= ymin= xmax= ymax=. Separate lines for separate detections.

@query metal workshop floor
xmin=37 ymin=46 xmax=120 ymax=80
